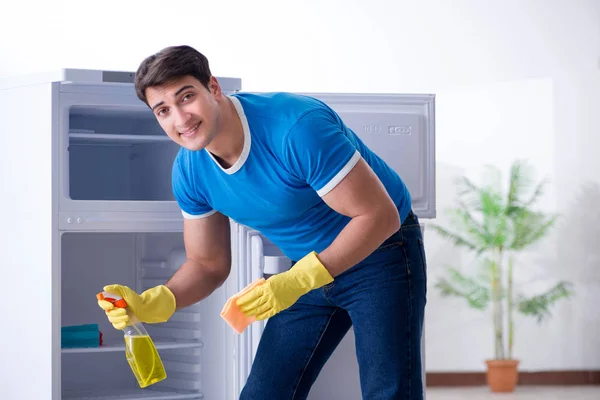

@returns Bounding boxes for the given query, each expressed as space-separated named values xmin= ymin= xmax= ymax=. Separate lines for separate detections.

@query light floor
xmin=426 ymin=385 xmax=600 ymax=400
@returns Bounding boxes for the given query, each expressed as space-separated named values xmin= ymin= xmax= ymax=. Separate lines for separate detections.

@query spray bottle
xmin=97 ymin=291 xmax=167 ymax=388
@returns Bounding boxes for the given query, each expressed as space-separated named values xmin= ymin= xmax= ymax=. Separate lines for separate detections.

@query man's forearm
xmin=317 ymin=210 xmax=400 ymax=277
xmin=165 ymin=259 xmax=229 ymax=309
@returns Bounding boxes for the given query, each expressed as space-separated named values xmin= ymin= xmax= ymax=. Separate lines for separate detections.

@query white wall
xmin=3 ymin=0 xmax=599 ymax=375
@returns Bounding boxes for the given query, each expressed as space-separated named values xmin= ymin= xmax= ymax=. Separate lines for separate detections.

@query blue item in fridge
xmin=61 ymin=324 xmax=102 ymax=348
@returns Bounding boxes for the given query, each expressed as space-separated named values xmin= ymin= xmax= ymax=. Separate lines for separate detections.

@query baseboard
xmin=426 ymin=370 xmax=600 ymax=386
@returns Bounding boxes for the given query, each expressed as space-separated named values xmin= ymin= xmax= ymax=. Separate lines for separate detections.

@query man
xmin=97 ymin=45 xmax=427 ymax=400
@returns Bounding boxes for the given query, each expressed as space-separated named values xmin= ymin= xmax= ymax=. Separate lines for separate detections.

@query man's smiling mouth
xmin=180 ymin=122 xmax=201 ymax=137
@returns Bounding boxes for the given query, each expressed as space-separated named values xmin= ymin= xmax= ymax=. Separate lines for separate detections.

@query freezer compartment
xmin=60 ymin=232 xmax=209 ymax=400
xmin=67 ymin=106 xmax=178 ymax=201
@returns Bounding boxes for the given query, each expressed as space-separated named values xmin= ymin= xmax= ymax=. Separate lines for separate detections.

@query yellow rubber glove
xmin=236 ymin=251 xmax=333 ymax=320
xmin=97 ymin=284 xmax=176 ymax=330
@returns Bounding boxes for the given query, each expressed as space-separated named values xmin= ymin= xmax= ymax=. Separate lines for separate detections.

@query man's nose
xmin=174 ymin=107 xmax=192 ymax=128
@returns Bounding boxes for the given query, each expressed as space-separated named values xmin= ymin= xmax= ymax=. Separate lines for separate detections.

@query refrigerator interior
xmin=67 ymin=105 xmax=178 ymax=201
xmin=60 ymin=231 xmax=231 ymax=400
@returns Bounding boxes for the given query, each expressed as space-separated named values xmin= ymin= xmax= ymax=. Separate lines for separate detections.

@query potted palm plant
xmin=430 ymin=159 xmax=573 ymax=393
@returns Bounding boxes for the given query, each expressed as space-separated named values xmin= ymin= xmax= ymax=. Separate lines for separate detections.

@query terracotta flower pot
xmin=485 ymin=359 xmax=520 ymax=392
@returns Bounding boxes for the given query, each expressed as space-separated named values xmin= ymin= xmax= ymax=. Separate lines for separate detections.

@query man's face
xmin=145 ymin=75 xmax=223 ymax=151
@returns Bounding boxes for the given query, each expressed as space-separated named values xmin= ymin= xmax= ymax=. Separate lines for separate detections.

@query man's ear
xmin=209 ymin=76 xmax=221 ymax=96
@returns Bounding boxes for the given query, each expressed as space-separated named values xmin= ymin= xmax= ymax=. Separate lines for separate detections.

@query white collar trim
xmin=206 ymin=95 xmax=251 ymax=175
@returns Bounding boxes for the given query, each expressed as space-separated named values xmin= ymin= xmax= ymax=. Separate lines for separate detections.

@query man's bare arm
xmin=166 ymin=212 xmax=231 ymax=309
xmin=318 ymin=157 xmax=401 ymax=277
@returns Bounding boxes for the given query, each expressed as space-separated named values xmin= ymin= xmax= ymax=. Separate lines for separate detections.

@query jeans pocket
xmin=373 ymin=240 xmax=403 ymax=253
xmin=368 ymin=241 xmax=411 ymax=279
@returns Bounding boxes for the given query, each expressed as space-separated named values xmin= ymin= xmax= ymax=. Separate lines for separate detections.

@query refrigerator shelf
xmin=62 ymin=388 xmax=203 ymax=400
xmin=69 ymin=132 xmax=170 ymax=144
xmin=62 ymin=340 xmax=202 ymax=354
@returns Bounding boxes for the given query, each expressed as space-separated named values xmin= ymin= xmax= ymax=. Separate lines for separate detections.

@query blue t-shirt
xmin=172 ymin=92 xmax=412 ymax=261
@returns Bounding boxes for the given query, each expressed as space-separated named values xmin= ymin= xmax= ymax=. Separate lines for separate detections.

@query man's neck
xmin=205 ymin=96 xmax=244 ymax=169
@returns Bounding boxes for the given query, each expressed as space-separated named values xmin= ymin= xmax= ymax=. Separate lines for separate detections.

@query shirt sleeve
xmin=283 ymin=108 xmax=361 ymax=197
xmin=172 ymin=155 xmax=217 ymax=219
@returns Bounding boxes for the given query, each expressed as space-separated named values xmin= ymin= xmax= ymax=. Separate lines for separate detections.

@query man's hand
xmin=98 ymin=284 xmax=176 ymax=330
xmin=236 ymin=251 xmax=333 ymax=320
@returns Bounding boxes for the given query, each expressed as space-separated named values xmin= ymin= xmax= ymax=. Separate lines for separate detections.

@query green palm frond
xmin=450 ymin=204 xmax=491 ymax=251
xmin=510 ymin=209 xmax=558 ymax=250
xmin=454 ymin=176 xmax=483 ymax=207
xmin=523 ymin=178 xmax=549 ymax=208
xmin=506 ymin=160 xmax=533 ymax=210
xmin=517 ymin=281 xmax=574 ymax=323
xmin=481 ymin=190 xmax=509 ymax=248
xmin=435 ymin=267 xmax=490 ymax=310
xmin=428 ymin=223 xmax=480 ymax=252
xmin=506 ymin=160 xmax=549 ymax=216
xmin=432 ymin=171 xmax=514 ymax=253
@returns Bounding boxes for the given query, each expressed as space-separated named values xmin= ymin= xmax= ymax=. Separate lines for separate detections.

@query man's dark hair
xmin=134 ymin=45 xmax=212 ymax=107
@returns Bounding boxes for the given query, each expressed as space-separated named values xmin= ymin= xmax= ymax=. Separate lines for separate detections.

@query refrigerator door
xmin=230 ymin=223 xmax=294 ymax=398
xmin=298 ymin=92 xmax=435 ymax=219
xmin=0 ymin=78 xmax=57 ymax=400
xmin=230 ymin=223 xmax=266 ymax=397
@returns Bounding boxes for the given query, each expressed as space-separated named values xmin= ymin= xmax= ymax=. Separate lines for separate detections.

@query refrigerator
xmin=0 ymin=69 xmax=436 ymax=400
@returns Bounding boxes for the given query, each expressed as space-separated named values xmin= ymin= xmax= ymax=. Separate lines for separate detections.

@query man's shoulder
xmin=172 ymin=147 xmax=209 ymax=177
xmin=233 ymin=91 xmax=309 ymax=102
xmin=232 ymin=92 xmax=330 ymax=118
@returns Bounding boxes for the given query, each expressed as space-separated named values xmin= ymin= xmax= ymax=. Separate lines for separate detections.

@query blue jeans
xmin=240 ymin=210 xmax=427 ymax=400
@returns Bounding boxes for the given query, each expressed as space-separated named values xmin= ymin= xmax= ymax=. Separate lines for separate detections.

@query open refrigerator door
xmin=226 ymin=221 xmax=294 ymax=397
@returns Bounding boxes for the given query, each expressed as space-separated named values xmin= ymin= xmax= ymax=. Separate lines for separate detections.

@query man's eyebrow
xmin=151 ymin=85 xmax=196 ymax=111
xmin=174 ymin=85 xmax=194 ymax=97
xmin=151 ymin=101 xmax=164 ymax=112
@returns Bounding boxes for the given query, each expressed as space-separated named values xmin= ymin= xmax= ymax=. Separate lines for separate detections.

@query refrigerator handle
xmin=249 ymin=234 xmax=266 ymax=359
xmin=249 ymin=234 xmax=265 ymax=281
